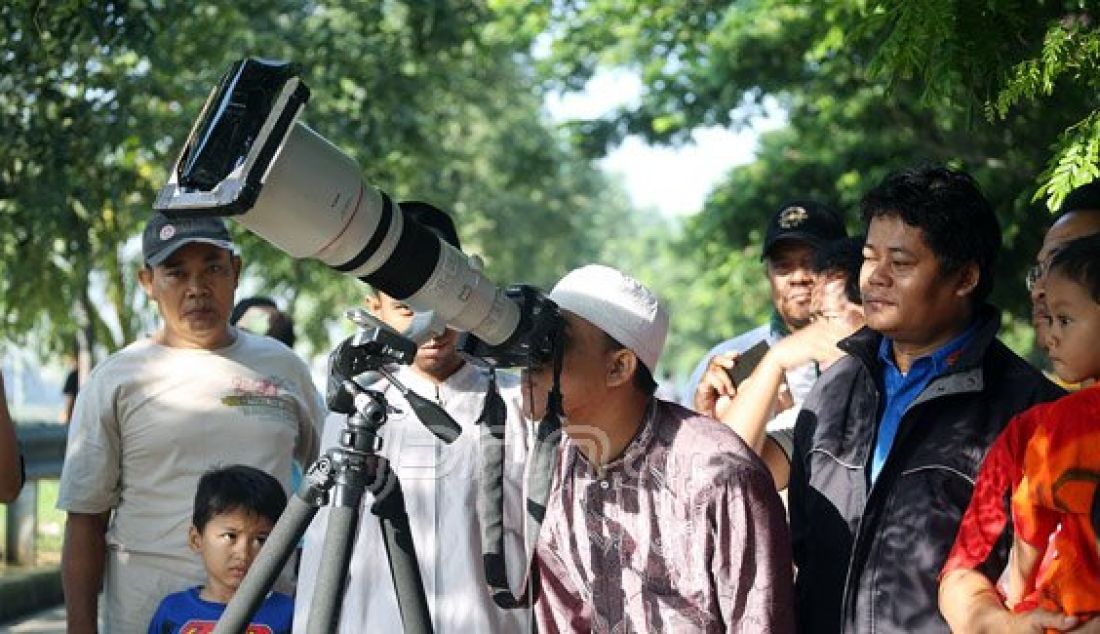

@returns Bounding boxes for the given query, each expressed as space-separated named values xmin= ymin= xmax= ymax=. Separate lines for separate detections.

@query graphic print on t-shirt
xmin=222 ymin=375 xmax=295 ymax=418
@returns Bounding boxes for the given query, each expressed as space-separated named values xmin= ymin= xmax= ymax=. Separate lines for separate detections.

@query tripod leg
xmin=371 ymin=459 xmax=434 ymax=634
xmin=214 ymin=494 xmax=319 ymax=634
xmin=306 ymin=505 xmax=360 ymax=634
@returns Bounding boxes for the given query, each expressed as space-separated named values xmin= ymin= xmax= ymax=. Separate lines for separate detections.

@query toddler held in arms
xmin=1002 ymin=234 xmax=1100 ymax=622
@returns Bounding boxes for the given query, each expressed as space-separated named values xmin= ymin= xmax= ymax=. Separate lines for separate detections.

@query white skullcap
xmin=549 ymin=264 xmax=669 ymax=373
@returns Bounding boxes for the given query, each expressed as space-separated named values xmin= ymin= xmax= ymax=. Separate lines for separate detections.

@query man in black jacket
xmin=789 ymin=166 xmax=1064 ymax=633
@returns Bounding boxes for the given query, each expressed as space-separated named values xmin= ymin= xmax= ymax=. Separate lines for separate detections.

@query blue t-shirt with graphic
xmin=147 ymin=586 xmax=292 ymax=634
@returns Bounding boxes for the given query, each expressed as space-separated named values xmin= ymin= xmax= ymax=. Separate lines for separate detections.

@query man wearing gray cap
xmin=58 ymin=212 xmax=323 ymax=633
xmin=523 ymin=264 xmax=794 ymax=632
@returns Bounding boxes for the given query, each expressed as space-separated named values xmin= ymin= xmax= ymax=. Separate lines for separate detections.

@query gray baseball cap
xmin=142 ymin=212 xmax=234 ymax=266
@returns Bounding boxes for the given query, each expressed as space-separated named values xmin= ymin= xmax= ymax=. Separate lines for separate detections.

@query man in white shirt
xmin=294 ymin=202 xmax=531 ymax=633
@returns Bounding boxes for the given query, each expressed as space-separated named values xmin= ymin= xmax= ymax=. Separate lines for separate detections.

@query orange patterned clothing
xmin=1011 ymin=383 xmax=1100 ymax=617
xmin=944 ymin=384 xmax=1100 ymax=622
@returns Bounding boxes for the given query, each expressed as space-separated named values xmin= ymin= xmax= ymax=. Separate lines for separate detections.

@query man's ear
xmin=231 ymin=254 xmax=243 ymax=285
xmin=954 ymin=261 xmax=980 ymax=298
xmin=138 ymin=265 xmax=154 ymax=298
xmin=187 ymin=525 xmax=202 ymax=553
xmin=606 ymin=349 xmax=637 ymax=389
xmin=365 ymin=292 xmax=383 ymax=316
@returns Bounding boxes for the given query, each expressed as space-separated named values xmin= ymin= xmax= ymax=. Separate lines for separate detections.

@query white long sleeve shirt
xmin=294 ymin=363 xmax=532 ymax=633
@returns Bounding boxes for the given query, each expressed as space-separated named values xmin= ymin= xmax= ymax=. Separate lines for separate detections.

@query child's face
xmin=188 ymin=507 xmax=275 ymax=604
xmin=1044 ymin=271 xmax=1100 ymax=384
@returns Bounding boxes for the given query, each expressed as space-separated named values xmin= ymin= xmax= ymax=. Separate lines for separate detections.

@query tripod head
xmin=327 ymin=309 xmax=462 ymax=444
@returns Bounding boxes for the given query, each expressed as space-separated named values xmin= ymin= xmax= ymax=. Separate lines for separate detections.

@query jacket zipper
xmin=837 ymin=367 xmax=983 ymax=632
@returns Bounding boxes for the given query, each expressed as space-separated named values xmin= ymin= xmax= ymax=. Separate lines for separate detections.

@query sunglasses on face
xmin=1025 ymin=262 xmax=1045 ymax=293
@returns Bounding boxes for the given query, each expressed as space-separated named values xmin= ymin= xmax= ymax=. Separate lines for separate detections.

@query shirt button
xmin=599 ymin=480 xmax=610 ymax=490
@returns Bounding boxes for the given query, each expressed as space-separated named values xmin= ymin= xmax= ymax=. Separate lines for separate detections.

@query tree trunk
xmin=73 ymin=290 xmax=96 ymax=383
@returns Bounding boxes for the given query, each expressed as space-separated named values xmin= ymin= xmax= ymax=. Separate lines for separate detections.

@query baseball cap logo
xmin=159 ymin=225 xmax=176 ymax=241
xmin=778 ymin=206 xmax=808 ymax=229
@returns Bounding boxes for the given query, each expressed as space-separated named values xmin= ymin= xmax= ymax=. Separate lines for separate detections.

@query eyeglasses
xmin=1025 ymin=262 xmax=1045 ymax=293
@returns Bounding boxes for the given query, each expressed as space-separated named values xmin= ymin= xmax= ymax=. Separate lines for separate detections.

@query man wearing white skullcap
xmin=523 ymin=264 xmax=794 ymax=633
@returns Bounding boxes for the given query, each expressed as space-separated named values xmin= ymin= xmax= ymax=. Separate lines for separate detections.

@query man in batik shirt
xmin=522 ymin=264 xmax=794 ymax=633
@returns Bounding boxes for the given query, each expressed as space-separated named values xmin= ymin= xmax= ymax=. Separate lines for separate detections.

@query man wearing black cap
xmin=685 ymin=201 xmax=847 ymax=438
xmin=58 ymin=213 xmax=324 ymax=633
xmin=294 ymin=202 xmax=532 ymax=633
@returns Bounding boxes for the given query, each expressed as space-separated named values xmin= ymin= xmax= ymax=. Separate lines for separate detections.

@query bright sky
xmin=543 ymin=70 xmax=785 ymax=216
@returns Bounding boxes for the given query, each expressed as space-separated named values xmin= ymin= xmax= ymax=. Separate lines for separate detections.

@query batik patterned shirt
xmin=534 ymin=399 xmax=794 ymax=633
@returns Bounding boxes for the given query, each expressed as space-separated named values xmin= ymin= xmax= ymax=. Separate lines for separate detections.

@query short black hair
xmin=812 ymin=235 xmax=865 ymax=305
xmin=860 ymin=165 xmax=1001 ymax=303
xmin=192 ymin=465 xmax=287 ymax=531
xmin=230 ymin=296 xmax=296 ymax=348
xmin=602 ymin=333 xmax=658 ymax=397
xmin=1057 ymin=180 xmax=1100 ymax=216
xmin=230 ymin=296 xmax=277 ymax=325
xmin=266 ymin=311 xmax=296 ymax=349
xmin=1047 ymin=233 xmax=1100 ymax=304
xmin=399 ymin=201 xmax=461 ymax=250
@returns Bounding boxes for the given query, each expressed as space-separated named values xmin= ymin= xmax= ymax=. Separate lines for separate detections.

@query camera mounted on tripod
xmin=458 ymin=284 xmax=563 ymax=371
xmin=325 ymin=310 xmax=416 ymax=414
xmin=327 ymin=308 xmax=463 ymax=444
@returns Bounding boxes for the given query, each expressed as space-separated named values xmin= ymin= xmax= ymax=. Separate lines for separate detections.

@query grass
xmin=0 ymin=478 xmax=64 ymax=567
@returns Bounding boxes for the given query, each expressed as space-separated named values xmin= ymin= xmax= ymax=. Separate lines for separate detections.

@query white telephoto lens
xmin=238 ymin=121 xmax=519 ymax=345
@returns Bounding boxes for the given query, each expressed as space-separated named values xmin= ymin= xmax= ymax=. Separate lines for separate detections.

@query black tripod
xmin=213 ymin=319 xmax=462 ymax=634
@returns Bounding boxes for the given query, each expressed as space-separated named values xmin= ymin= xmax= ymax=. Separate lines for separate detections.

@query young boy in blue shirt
xmin=148 ymin=465 xmax=292 ymax=633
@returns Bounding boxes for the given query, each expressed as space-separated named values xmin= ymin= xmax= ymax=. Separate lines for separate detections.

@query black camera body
xmin=326 ymin=326 xmax=417 ymax=415
xmin=458 ymin=285 xmax=563 ymax=369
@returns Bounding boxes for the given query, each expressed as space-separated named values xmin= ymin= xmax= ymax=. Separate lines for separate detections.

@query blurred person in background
xmin=231 ymin=295 xmax=296 ymax=349
xmin=688 ymin=201 xmax=847 ymax=443
xmin=716 ymin=236 xmax=865 ymax=489
xmin=0 ymin=369 xmax=24 ymax=502
xmin=1028 ymin=181 xmax=1100 ymax=385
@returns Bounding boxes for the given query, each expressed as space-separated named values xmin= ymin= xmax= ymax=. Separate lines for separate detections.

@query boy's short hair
xmin=812 ymin=235 xmax=865 ymax=305
xmin=192 ymin=465 xmax=287 ymax=531
xmin=1048 ymin=233 xmax=1100 ymax=303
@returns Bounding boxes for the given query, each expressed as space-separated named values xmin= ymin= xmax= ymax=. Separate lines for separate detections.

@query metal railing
xmin=5 ymin=422 xmax=67 ymax=566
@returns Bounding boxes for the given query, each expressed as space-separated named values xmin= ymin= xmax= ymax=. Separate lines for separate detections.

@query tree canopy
xmin=524 ymin=0 xmax=1099 ymax=371
xmin=4 ymin=0 xmax=1097 ymax=380
xmin=0 ymin=1 xmax=635 ymax=361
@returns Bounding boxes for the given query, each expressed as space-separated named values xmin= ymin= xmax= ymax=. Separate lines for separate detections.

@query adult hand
xmin=996 ymin=609 xmax=1081 ymax=633
xmin=693 ymin=351 xmax=739 ymax=418
xmin=769 ymin=319 xmax=848 ymax=371
xmin=774 ymin=380 xmax=794 ymax=414
xmin=941 ymin=567 xmax=1089 ymax=634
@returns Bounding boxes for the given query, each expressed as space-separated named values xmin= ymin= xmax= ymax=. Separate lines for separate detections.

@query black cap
xmin=142 ymin=212 xmax=234 ymax=266
xmin=399 ymin=201 xmax=461 ymax=250
xmin=761 ymin=200 xmax=847 ymax=260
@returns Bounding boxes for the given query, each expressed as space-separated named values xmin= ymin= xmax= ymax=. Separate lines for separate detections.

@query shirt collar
xmin=571 ymin=398 xmax=658 ymax=477
xmin=390 ymin=361 xmax=480 ymax=399
xmin=877 ymin=319 xmax=979 ymax=376
xmin=769 ymin=310 xmax=790 ymax=338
